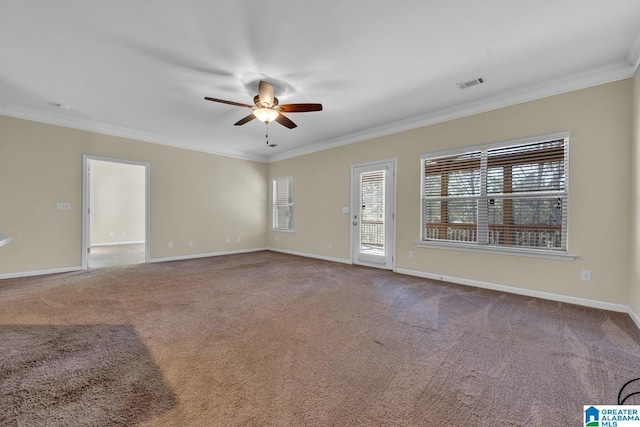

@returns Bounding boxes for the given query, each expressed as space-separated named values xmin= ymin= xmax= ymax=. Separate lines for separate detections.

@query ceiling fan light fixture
xmin=253 ymin=107 xmax=279 ymax=123
xmin=205 ymin=80 xmax=320 ymax=131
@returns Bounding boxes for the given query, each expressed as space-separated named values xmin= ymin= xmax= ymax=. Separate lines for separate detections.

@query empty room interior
xmin=2 ymin=2 xmax=640 ymax=426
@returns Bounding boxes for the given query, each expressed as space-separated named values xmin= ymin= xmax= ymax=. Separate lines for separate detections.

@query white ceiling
xmin=2 ymin=1 xmax=640 ymax=162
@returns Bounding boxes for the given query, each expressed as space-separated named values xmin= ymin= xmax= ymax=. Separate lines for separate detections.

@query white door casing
xmin=350 ymin=159 xmax=396 ymax=269
xmin=81 ymin=154 xmax=151 ymax=269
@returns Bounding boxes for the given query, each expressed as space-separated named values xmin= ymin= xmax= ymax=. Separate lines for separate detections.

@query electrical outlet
xmin=225 ymin=237 xmax=230 ymax=243
xmin=236 ymin=237 xmax=241 ymax=243
xmin=328 ymin=242 xmax=332 ymax=248
xmin=121 ymin=231 xmax=126 ymax=237
xmin=408 ymin=251 xmax=414 ymax=259
xmin=189 ymin=240 xmax=193 ymax=247
xmin=581 ymin=270 xmax=592 ymax=282
xmin=168 ymin=241 xmax=173 ymax=248
xmin=109 ymin=232 xmax=114 ymax=237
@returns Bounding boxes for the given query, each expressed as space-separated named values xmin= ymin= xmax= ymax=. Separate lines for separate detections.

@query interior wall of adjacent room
xmin=89 ymin=160 xmax=145 ymax=246
xmin=0 ymin=116 xmax=268 ymax=276
xmin=269 ymin=79 xmax=633 ymax=306
xmin=630 ymin=70 xmax=640 ymax=319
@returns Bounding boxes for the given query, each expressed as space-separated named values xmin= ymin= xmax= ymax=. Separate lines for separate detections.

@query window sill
xmin=415 ymin=240 xmax=577 ymax=261
xmin=271 ymin=229 xmax=295 ymax=234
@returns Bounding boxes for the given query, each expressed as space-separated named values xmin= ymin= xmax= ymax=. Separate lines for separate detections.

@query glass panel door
xmin=360 ymin=170 xmax=386 ymax=257
xmin=351 ymin=161 xmax=395 ymax=269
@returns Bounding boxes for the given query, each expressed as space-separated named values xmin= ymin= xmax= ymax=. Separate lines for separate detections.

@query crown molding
xmin=267 ymin=60 xmax=635 ymax=163
xmin=0 ymin=103 xmax=268 ymax=163
xmin=627 ymin=26 xmax=640 ymax=69
xmin=1 ymin=60 xmax=634 ymax=165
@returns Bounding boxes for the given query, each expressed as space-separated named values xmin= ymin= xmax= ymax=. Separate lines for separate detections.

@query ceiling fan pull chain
xmin=265 ymin=123 xmax=269 ymax=145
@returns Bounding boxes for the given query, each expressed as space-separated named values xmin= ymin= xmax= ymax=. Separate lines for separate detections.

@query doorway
xmin=351 ymin=159 xmax=396 ymax=269
xmin=82 ymin=155 xmax=150 ymax=269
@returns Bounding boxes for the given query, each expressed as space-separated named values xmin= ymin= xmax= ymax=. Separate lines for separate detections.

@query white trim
xmin=0 ymin=233 xmax=11 ymax=247
xmin=627 ymin=26 xmax=640 ymax=68
xmin=270 ymin=229 xmax=295 ymax=234
xmin=266 ymin=61 xmax=633 ymax=163
xmin=0 ymin=103 xmax=268 ymax=163
xmin=148 ymin=247 xmax=268 ymax=264
xmin=418 ymin=131 xmax=571 ymax=160
xmin=90 ymin=241 xmax=145 ymax=247
xmin=0 ymin=61 xmax=632 ymax=165
xmin=3 ymin=251 xmax=634 ymax=330
xmin=419 ymin=134 xmax=570 ymax=258
xmin=394 ymin=267 xmax=628 ymax=313
xmin=351 ymin=157 xmax=399 ymax=169
xmin=350 ymin=159 xmax=397 ymax=270
xmin=629 ymin=307 xmax=640 ymax=330
xmin=272 ymin=175 xmax=295 ymax=232
xmin=267 ymin=248 xmax=351 ymax=265
xmin=415 ymin=241 xmax=577 ymax=261
xmin=82 ymin=155 xmax=151 ymax=269
xmin=0 ymin=266 xmax=83 ymax=280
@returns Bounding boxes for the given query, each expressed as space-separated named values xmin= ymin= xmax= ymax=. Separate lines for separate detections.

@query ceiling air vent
xmin=457 ymin=77 xmax=485 ymax=90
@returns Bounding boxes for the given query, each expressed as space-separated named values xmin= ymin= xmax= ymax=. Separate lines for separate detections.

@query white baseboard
xmin=148 ymin=247 xmax=268 ymax=264
xmin=267 ymin=248 xmax=351 ymax=265
xmin=0 ymin=266 xmax=83 ymax=280
xmin=394 ymin=267 xmax=629 ymax=313
xmin=629 ymin=307 xmax=640 ymax=330
xmin=91 ymin=241 xmax=145 ymax=247
xmin=3 ymin=252 xmax=637 ymax=332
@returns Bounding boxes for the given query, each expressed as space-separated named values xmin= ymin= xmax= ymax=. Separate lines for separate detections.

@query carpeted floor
xmin=1 ymin=324 xmax=176 ymax=426
xmin=0 ymin=251 xmax=639 ymax=426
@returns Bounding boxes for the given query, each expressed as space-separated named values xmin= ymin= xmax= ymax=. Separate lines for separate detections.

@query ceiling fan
xmin=204 ymin=81 xmax=322 ymax=129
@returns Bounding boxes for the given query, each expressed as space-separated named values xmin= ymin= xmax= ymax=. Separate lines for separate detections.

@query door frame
xmin=350 ymin=158 xmax=397 ymax=270
xmin=81 ymin=154 xmax=151 ymax=269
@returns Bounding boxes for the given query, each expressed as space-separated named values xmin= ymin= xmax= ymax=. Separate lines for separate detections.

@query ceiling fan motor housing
xmin=254 ymin=95 xmax=279 ymax=108
xmin=205 ymin=80 xmax=321 ymax=130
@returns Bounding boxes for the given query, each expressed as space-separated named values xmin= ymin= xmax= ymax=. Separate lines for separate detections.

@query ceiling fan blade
xmin=204 ymin=97 xmax=254 ymax=108
xmin=278 ymin=103 xmax=323 ymax=113
xmin=234 ymin=113 xmax=257 ymax=126
xmin=258 ymin=81 xmax=275 ymax=107
xmin=275 ymin=114 xmax=297 ymax=129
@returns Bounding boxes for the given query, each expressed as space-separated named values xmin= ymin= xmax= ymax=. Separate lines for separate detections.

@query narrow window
xmin=273 ymin=176 xmax=294 ymax=232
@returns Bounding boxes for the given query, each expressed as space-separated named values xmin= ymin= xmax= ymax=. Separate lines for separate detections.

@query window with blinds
xmin=273 ymin=176 xmax=294 ymax=231
xmin=421 ymin=135 xmax=568 ymax=252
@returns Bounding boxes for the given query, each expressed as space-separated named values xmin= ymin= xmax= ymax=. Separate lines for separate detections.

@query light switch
xmin=56 ymin=202 xmax=71 ymax=210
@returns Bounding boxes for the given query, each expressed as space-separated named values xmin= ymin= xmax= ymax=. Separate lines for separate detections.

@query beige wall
xmin=631 ymin=72 xmax=640 ymax=316
xmin=0 ymin=116 xmax=268 ymax=275
xmin=270 ymin=80 xmax=633 ymax=305
xmin=1 ymin=79 xmax=636 ymax=309
xmin=89 ymin=160 xmax=146 ymax=245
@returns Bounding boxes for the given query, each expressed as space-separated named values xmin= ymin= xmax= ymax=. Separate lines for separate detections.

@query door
xmin=351 ymin=160 xmax=395 ymax=269
xmin=82 ymin=154 xmax=151 ymax=269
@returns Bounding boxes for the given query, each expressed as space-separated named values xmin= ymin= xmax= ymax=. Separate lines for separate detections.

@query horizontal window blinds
xmin=421 ymin=137 xmax=568 ymax=251
xmin=273 ymin=176 xmax=293 ymax=231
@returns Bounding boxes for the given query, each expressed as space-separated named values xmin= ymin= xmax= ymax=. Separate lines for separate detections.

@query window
xmin=273 ymin=175 xmax=294 ymax=231
xmin=420 ymin=133 xmax=569 ymax=254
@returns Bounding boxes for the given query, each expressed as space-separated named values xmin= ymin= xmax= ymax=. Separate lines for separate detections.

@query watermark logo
xmin=584 ymin=406 xmax=599 ymax=426
xmin=583 ymin=378 xmax=640 ymax=426
xmin=584 ymin=406 xmax=640 ymax=426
